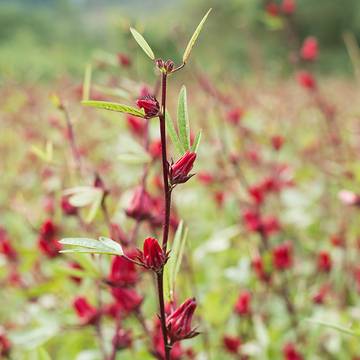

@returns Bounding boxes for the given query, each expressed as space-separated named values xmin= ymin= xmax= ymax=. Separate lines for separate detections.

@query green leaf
xmin=182 ymin=8 xmax=212 ymax=64
xmin=191 ymin=130 xmax=202 ymax=152
xmin=306 ymin=319 xmax=360 ymax=337
xmin=130 ymin=27 xmax=155 ymax=60
xmin=82 ymin=100 xmax=145 ymax=118
xmin=177 ymin=86 xmax=190 ymax=150
xmin=60 ymin=237 xmax=124 ymax=256
xmin=99 ymin=237 xmax=124 ymax=255
xmin=82 ymin=64 xmax=92 ymax=101
xmin=165 ymin=110 xmax=185 ymax=155
xmin=37 ymin=347 xmax=52 ymax=360
xmin=166 ymin=221 xmax=188 ymax=300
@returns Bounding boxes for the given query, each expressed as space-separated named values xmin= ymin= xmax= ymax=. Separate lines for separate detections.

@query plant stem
xmin=157 ymin=71 xmax=172 ymax=360
xmin=157 ymin=272 xmax=171 ymax=360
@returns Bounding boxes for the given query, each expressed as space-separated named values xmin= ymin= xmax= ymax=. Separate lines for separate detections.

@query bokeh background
xmin=2 ymin=0 xmax=360 ymax=82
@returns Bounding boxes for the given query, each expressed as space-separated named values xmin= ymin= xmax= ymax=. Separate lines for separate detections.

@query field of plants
xmin=1 ymin=0 xmax=360 ymax=359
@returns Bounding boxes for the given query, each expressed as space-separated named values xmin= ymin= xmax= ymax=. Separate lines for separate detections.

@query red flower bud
xmin=137 ymin=237 xmax=168 ymax=272
xmin=38 ymin=219 xmax=62 ymax=258
xmin=170 ymin=151 xmax=197 ymax=185
xmin=317 ymin=251 xmax=332 ymax=272
xmin=149 ymin=139 xmax=162 ymax=159
xmin=111 ymin=288 xmax=143 ymax=312
xmin=226 ymin=107 xmax=243 ymax=125
xmin=271 ymin=135 xmax=285 ymax=151
xmin=297 ymin=71 xmax=316 ymax=90
xmin=223 ymin=335 xmax=241 ymax=354
xmin=0 ymin=333 xmax=11 ymax=357
xmin=125 ymin=187 xmax=154 ymax=222
xmin=281 ymin=0 xmax=296 ymax=15
xmin=234 ymin=290 xmax=251 ymax=316
xmin=136 ymin=95 xmax=160 ymax=118
xmin=61 ymin=195 xmax=77 ymax=216
xmin=117 ymin=53 xmax=131 ymax=67
xmin=166 ymin=298 xmax=198 ymax=343
xmin=273 ymin=242 xmax=293 ymax=271
xmin=266 ymin=2 xmax=280 ymax=17
xmin=0 ymin=228 xmax=17 ymax=261
xmin=126 ymin=115 xmax=146 ymax=137
xmin=112 ymin=328 xmax=132 ymax=350
xmin=283 ymin=342 xmax=303 ymax=360
xmin=109 ymin=255 xmax=138 ymax=287
xmin=300 ymin=36 xmax=318 ymax=62
xmin=73 ymin=296 xmax=99 ymax=325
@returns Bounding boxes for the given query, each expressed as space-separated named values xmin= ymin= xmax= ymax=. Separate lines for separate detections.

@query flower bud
xmin=112 ymin=328 xmax=132 ymax=350
xmin=125 ymin=187 xmax=154 ymax=222
xmin=317 ymin=251 xmax=332 ymax=272
xmin=166 ymin=298 xmax=198 ymax=343
xmin=73 ymin=296 xmax=99 ymax=325
xmin=300 ymin=36 xmax=318 ymax=62
xmin=156 ymin=58 xmax=165 ymax=70
xmin=137 ymin=237 xmax=168 ymax=272
xmin=234 ymin=290 xmax=251 ymax=316
xmin=164 ymin=59 xmax=175 ymax=73
xmin=170 ymin=151 xmax=197 ymax=185
xmin=223 ymin=335 xmax=241 ymax=354
xmin=297 ymin=71 xmax=316 ymax=90
xmin=136 ymin=95 xmax=160 ymax=118
xmin=283 ymin=342 xmax=303 ymax=360
xmin=272 ymin=242 xmax=293 ymax=271
xmin=61 ymin=195 xmax=77 ymax=216
xmin=281 ymin=0 xmax=296 ymax=15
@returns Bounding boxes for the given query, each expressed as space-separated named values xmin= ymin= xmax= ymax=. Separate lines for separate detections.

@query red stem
xmin=157 ymin=71 xmax=172 ymax=360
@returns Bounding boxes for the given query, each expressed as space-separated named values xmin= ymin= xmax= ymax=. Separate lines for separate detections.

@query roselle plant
xmin=60 ymin=9 xmax=211 ymax=360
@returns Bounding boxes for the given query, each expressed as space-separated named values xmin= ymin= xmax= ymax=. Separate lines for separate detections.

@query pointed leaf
xmin=166 ymin=110 xmax=185 ymax=155
xmin=177 ymin=86 xmax=190 ymax=150
xmin=82 ymin=64 xmax=92 ymax=101
xmin=130 ymin=27 xmax=155 ymax=60
xmin=191 ymin=130 xmax=202 ymax=152
xmin=183 ymin=8 xmax=212 ymax=64
xmin=60 ymin=238 xmax=103 ymax=249
xmin=82 ymin=100 xmax=145 ymax=118
xmin=99 ymin=237 xmax=124 ymax=256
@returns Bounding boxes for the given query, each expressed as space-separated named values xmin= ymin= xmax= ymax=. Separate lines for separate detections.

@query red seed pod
xmin=234 ymin=290 xmax=251 ymax=316
xmin=272 ymin=242 xmax=293 ymax=271
xmin=223 ymin=335 xmax=241 ymax=354
xmin=166 ymin=298 xmax=198 ymax=343
xmin=297 ymin=71 xmax=316 ymax=90
xmin=126 ymin=115 xmax=146 ymax=137
xmin=109 ymin=255 xmax=138 ymax=287
xmin=112 ymin=328 xmax=132 ymax=350
xmin=266 ymin=2 xmax=280 ymax=17
xmin=271 ymin=135 xmax=285 ymax=151
xmin=137 ymin=237 xmax=168 ymax=273
xmin=317 ymin=251 xmax=332 ymax=273
xmin=73 ymin=296 xmax=99 ymax=325
xmin=61 ymin=195 xmax=77 ymax=216
xmin=125 ymin=187 xmax=154 ymax=222
xmin=281 ymin=0 xmax=296 ymax=15
xmin=169 ymin=151 xmax=197 ymax=185
xmin=0 ymin=228 xmax=17 ymax=262
xmin=117 ymin=53 xmax=131 ymax=67
xmin=0 ymin=333 xmax=11 ymax=357
xmin=283 ymin=342 xmax=303 ymax=360
xmin=111 ymin=288 xmax=143 ymax=312
xmin=136 ymin=95 xmax=160 ymax=118
xmin=300 ymin=36 xmax=318 ymax=62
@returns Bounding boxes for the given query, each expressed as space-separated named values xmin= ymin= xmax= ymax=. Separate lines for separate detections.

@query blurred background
xmin=1 ymin=0 xmax=360 ymax=83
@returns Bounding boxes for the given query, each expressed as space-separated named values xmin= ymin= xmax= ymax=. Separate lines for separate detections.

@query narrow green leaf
xmin=99 ymin=237 xmax=124 ymax=256
xmin=60 ymin=238 xmax=103 ymax=249
xmin=82 ymin=100 xmax=145 ymax=118
xmin=60 ymin=237 xmax=123 ymax=256
xmin=130 ymin=27 xmax=155 ymax=60
xmin=177 ymin=86 xmax=190 ymax=150
xmin=165 ymin=110 xmax=185 ymax=155
xmin=38 ymin=347 xmax=52 ymax=360
xmin=306 ymin=319 xmax=360 ymax=337
xmin=191 ymin=130 xmax=202 ymax=152
xmin=167 ymin=221 xmax=188 ymax=299
xmin=182 ymin=8 xmax=212 ymax=64
xmin=82 ymin=64 xmax=92 ymax=101
xmin=85 ymin=189 xmax=103 ymax=223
